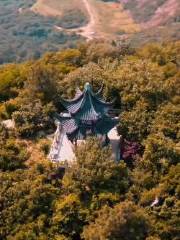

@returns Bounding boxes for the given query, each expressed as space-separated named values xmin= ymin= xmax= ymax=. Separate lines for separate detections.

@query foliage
xmin=12 ymin=100 xmax=54 ymax=137
xmin=0 ymin=124 xmax=28 ymax=171
xmin=63 ymin=138 xmax=130 ymax=196
xmin=0 ymin=0 xmax=83 ymax=64
xmin=0 ymin=64 xmax=25 ymax=102
xmin=51 ymin=139 xmax=130 ymax=239
xmin=123 ymin=0 xmax=169 ymax=22
xmin=0 ymin=162 xmax=61 ymax=240
xmin=0 ymin=41 xmax=179 ymax=239
xmin=83 ymin=201 xmax=153 ymax=240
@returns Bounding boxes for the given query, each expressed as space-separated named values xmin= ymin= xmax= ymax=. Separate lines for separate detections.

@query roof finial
xmin=84 ymin=82 xmax=92 ymax=91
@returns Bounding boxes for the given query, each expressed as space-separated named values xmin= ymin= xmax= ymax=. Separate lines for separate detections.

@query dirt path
xmin=55 ymin=0 xmax=98 ymax=40
xmin=78 ymin=0 xmax=97 ymax=40
xmin=32 ymin=0 xmax=98 ymax=40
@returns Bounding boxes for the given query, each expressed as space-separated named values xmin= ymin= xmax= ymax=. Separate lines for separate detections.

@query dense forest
xmin=0 ymin=40 xmax=180 ymax=240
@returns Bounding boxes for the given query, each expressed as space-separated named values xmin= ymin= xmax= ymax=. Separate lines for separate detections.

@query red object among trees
xmin=121 ymin=138 xmax=142 ymax=165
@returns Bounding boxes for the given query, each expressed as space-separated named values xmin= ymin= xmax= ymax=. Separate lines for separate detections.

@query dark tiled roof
xmin=73 ymin=91 xmax=100 ymax=121
xmin=75 ymin=87 xmax=82 ymax=98
xmin=96 ymin=116 xmax=119 ymax=135
xmin=57 ymin=83 xmax=118 ymax=140
xmin=60 ymin=83 xmax=113 ymax=121
xmin=56 ymin=114 xmax=78 ymax=134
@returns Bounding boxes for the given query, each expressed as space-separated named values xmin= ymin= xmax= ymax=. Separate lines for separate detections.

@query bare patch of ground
xmin=31 ymin=0 xmax=63 ymax=17
xmin=31 ymin=0 xmax=88 ymax=18
xmin=90 ymin=0 xmax=140 ymax=37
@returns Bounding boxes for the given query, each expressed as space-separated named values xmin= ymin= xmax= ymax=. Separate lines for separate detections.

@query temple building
xmin=49 ymin=82 xmax=120 ymax=162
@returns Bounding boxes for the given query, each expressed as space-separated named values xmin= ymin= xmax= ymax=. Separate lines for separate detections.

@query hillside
xmin=0 ymin=0 xmax=179 ymax=62
xmin=121 ymin=0 xmax=180 ymax=45
xmin=0 ymin=0 xmax=84 ymax=64
xmin=31 ymin=0 xmax=140 ymax=39
xmin=121 ymin=0 xmax=179 ymax=26
xmin=31 ymin=0 xmax=180 ymax=41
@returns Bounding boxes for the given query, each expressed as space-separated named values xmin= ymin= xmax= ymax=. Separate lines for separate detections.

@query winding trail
xmin=78 ymin=0 xmax=97 ymax=40
xmin=56 ymin=0 xmax=98 ymax=40
xmin=32 ymin=0 xmax=98 ymax=40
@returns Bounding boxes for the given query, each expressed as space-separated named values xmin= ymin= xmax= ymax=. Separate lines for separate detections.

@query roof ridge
xmin=71 ymin=88 xmax=94 ymax=116
xmin=93 ymin=93 xmax=115 ymax=106
xmin=94 ymin=85 xmax=104 ymax=97
xmin=60 ymin=90 xmax=84 ymax=105
xmin=88 ymin=89 xmax=99 ymax=117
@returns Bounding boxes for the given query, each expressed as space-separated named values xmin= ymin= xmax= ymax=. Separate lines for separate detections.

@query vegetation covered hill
xmin=0 ymin=0 xmax=84 ymax=64
xmin=122 ymin=0 xmax=179 ymax=24
xmin=0 ymin=41 xmax=179 ymax=239
xmin=0 ymin=0 xmax=179 ymax=64
xmin=122 ymin=0 xmax=180 ymax=46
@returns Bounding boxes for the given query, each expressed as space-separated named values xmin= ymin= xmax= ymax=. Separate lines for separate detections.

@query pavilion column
xmin=105 ymin=134 xmax=109 ymax=145
xmin=75 ymin=139 xmax=77 ymax=148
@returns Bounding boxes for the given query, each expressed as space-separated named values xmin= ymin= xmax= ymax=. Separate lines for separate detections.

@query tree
xmin=51 ymin=139 xmax=130 ymax=239
xmin=12 ymin=100 xmax=55 ymax=137
xmin=63 ymin=138 xmax=129 ymax=197
xmin=51 ymin=193 xmax=86 ymax=240
xmin=0 ymin=124 xmax=28 ymax=171
xmin=0 ymin=162 xmax=60 ymax=240
xmin=149 ymin=164 xmax=180 ymax=240
xmin=0 ymin=64 xmax=24 ymax=102
xmin=83 ymin=201 xmax=152 ymax=240
xmin=0 ymin=40 xmax=179 ymax=240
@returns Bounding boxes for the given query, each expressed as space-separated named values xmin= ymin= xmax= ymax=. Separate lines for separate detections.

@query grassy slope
xmin=122 ymin=0 xmax=179 ymax=24
xmin=90 ymin=0 xmax=140 ymax=36
xmin=122 ymin=0 xmax=180 ymax=45
xmin=31 ymin=0 xmax=88 ymax=18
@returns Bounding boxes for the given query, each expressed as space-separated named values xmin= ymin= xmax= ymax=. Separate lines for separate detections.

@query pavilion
xmin=49 ymin=82 xmax=120 ymax=162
